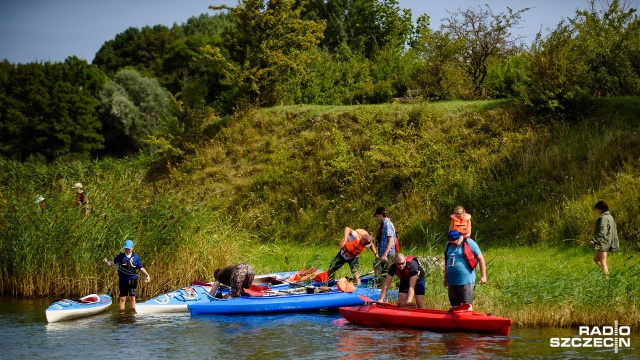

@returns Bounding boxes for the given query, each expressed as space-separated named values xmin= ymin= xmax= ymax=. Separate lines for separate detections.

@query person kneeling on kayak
xmin=379 ymin=253 xmax=426 ymax=308
xmin=209 ymin=264 xmax=255 ymax=298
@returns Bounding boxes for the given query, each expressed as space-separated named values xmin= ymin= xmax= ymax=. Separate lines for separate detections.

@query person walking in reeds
xmin=72 ymin=182 xmax=90 ymax=215
xmin=449 ymin=205 xmax=472 ymax=238
xmin=590 ymin=200 xmax=619 ymax=277
xmin=34 ymin=195 xmax=46 ymax=211
xmin=326 ymin=227 xmax=377 ymax=285
xmin=103 ymin=239 xmax=151 ymax=310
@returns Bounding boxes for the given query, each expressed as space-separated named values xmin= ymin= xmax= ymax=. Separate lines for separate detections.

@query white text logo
xmin=550 ymin=320 xmax=631 ymax=354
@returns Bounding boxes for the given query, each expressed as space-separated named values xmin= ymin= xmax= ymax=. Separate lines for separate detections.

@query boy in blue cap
xmin=103 ymin=239 xmax=151 ymax=310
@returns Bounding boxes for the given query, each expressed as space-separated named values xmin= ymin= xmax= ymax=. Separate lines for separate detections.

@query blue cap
xmin=123 ymin=240 xmax=134 ymax=249
xmin=448 ymin=230 xmax=461 ymax=240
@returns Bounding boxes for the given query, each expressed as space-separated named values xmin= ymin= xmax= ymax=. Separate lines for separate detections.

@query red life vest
xmin=394 ymin=256 xmax=416 ymax=280
xmin=445 ymin=240 xmax=478 ymax=270
xmin=76 ymin=191 xmax=88 ymax=206
xmin=341 ymin=229 xmax=369 ymax=258
xmin=450 ymin=213 xmax=471 ymax=236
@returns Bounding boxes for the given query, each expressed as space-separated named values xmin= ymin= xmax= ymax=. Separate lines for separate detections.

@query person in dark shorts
xmin=590 ymin=200 xmax=620 ymax=276
xmin=208 ymin=264 xmax=255 ymax=298
xmin=103 ymin=239 xmax=150 ymax=310
xmin=378 ymin=253 xmax=426 ymax=308
xmin=327 ymin=227 xmax=377 ymax=285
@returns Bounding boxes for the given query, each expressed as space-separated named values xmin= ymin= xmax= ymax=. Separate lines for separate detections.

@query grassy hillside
xmin=1 ymin=97 xmax=639 ymax=304
xmin=170 ymin=97 xmax=640 ymax=250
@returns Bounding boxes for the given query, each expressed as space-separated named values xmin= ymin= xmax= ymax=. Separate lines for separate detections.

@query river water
xmin=1 ymin=296 xmax=638 ymax=359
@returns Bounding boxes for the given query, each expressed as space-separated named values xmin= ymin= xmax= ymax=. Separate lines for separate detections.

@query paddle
xmin=357 ymin=295 xmax=394 ymax=306
xmin=103 ymin=262 xmax=148 ymax=280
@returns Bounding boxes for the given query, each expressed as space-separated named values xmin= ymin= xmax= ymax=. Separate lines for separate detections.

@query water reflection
xmin=333 ymin=319 xmax=512 ymax=360
xmin=1 ymin=296 xmax=639 ymax=359
xmin=115 ymin=309 xmax=137 ymax=324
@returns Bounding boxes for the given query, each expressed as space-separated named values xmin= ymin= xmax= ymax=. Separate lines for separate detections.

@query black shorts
xmin=399 ymin=277 xmax=426 ymax=296
xmin=119 ymin=279 xmax=137 ymax=297
xmin=328 ymin=252 xmax=360 ymax=276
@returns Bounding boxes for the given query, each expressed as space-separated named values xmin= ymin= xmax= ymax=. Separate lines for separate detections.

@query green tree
xmin=517 ymin=0 xmax=640 ymax=114
xmin=0 ymin=58 xmax=105 ymax=162
xmin=99 ymin=69 xmax=168 ymax=155
xmin=409 ymin=14 xmax=466 ymax=100
xmin=570 ymin=0 xmax=640 ymax=95
xmin=441 ymin=5 xmax=530 ymax=97
xmin=344 ymin=0 xmax=413 ymax=58
xmin=147 ymin=81 xmax=217 ymax=163
xmin=201 ymin=0 xmax=326 ymax=107
xmin=93 ymin=25 xmax=177 ymax=78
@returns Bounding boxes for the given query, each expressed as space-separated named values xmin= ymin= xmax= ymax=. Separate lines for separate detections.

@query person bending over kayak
xmin=327 ymin=227 xmax=377 ymax=285
xmin=444 ymin=230 xmax=486 ymax=311
xmin=379 ymin=253 xmax=426 ymax=308
xmin=209 ymin=264 xmax=255 ymax=298
xmin=103 ymin=239 xmax=151 ymax=310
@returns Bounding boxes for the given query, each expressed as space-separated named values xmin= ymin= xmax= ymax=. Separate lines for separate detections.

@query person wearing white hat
xmin=72 ymin=182 xmax=89 ymax=214
xmin=34 ymin=195 xmax=46 ymax=211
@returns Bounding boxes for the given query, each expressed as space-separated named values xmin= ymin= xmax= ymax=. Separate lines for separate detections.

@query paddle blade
xmin=313 ymin=271 xmax=328 ymax=283
xmin=358 ymin=295 xmax=375 ymax=303
xmin=297 ymin=267 xmax=317 ymax=276
xmin=242 ymin=287 xmax=266 ymax=297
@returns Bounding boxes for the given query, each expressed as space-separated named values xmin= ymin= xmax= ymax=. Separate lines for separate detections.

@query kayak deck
xmin=339 ymin=303 xmax=512 ymax=336
xmin=45 ymin=293 xmax=112 ymax=323
xmin=189 ymin=287 xmax=381 ymax=315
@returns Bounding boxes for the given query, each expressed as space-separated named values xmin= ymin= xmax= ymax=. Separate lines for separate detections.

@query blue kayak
xmin=188 ymin=286 xmax=381 ymax=315
xmin=46 ymin=293 xmax=112 ymax=323
xmin=136 ymin=270 xmax=300 ymax=314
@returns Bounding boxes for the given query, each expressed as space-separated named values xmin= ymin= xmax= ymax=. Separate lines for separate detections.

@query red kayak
xmin=339 ymin=302 xmax=512 ymax=336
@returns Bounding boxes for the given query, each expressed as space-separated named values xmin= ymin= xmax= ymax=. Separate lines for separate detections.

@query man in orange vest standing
xmin=444 ymin=230 xmax=486 ymax=311
xmin=327 ymin=227 xmax=377 ymax=285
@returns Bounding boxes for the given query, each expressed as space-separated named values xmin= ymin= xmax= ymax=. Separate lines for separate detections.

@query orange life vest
xmin=341 ymin=229 xmax=369 ymax=258
xmin=450 ymin=213 xmax=471 ymax=236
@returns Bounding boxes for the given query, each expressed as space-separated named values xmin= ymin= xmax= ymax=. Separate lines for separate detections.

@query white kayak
xmin=45 ymin=293 xmax=112 ymax=323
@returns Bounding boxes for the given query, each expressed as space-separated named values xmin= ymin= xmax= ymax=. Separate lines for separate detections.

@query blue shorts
xmin=399 ymin=277 xmax=426 ymax=296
